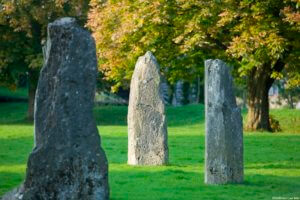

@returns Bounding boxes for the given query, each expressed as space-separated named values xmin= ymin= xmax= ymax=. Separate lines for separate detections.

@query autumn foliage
xmin=0 ymin=0 xmax=299 ymax=130
xmin=0 ymin=0 xmax=90 ymax=120
xmin=88 ymin=0 xmax=299 ymax=131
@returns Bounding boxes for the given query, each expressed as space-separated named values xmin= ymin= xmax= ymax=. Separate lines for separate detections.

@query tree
xmin=172 ymin=0 xmax=300 ymax=131
xmin=0 ymin=0 xmax=90 ymax=120
xmin=87 ymin=0 xmax=204 ymax=92
xmin=89 ymin=0 xmax=299 ymax=131
xmin=204 ymin=0 xmax=300 ymax=131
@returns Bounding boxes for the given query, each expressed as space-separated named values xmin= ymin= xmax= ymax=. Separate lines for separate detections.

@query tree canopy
xmin=0 ymin=0 xmax=90 ymax=119
xmin=0 ymin=0 xmax=299 ymax=130
xmin=0 ymin=0 xmax=90 ymax=88
xmin=88 ymin=0 xmax=300 ymax=131
xmin=88 ymin=0 xmax=299 ymax=89
xmin=88 ymin=0 xmax=205 ymax=92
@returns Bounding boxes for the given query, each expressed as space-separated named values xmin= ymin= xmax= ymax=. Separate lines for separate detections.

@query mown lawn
xmin=0 ymin=102 xmax=300 ymax=200
xmin=0 ymin=87 xmax=28 ymax=99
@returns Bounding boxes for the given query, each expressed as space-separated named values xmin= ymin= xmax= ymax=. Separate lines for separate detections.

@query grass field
xmin=0 ymin=102 xmax=300 ymax=200
xmin=0 ymin=87 xmax=28 ymax=99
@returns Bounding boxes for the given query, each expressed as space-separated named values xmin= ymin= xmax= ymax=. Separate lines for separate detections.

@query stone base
xmin=2 ymin=184 xmax=24 ymax=200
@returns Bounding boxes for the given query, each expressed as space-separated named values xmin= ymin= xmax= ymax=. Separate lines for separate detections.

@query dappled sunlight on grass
xmin=0 ymin=103 xmax=29 ymax=125
xmin=0 ymin=103 xmax=300 ymax=199
xmin=246 ymin=168 xmax=300 ymax=177
xmin=0 ymin=87 xmax=28 ymax=99
xmin=0 ymin=126 xmax=33 ymax=139
xmin=93 ymin=104 xmax=205 ymax=127
xmin=0 ymin=164 xmax=26 ymax=173
xmin=246 ymin=161 xmax=300 ymax=169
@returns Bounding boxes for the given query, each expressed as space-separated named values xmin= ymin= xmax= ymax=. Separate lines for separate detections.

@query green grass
xmin=0 ymin=102 xmax=300 ymax=199
xmin=0 ymin=87 xmax=28 ymax=99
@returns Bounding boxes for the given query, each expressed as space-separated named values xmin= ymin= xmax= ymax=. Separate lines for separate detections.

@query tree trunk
xmin=245 ymin=59 xmax=285 ymax=132
xmin=242 ymin=89 xmax=247 ymax=109
xmin=27 ymin=69 xmax=39 ymax=121
xmin=287 ymin=94 xmax=294 ymax=109
xmin=245 ymin=68 xmax=274 ymax=131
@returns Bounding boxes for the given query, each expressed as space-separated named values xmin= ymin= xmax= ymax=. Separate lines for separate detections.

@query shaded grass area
xmin=93 ymin=104 xmax=205 ymax=127
xmin=0 ymin=87 xmax=28 ymax=100
xmin=0 ymin=103 xmax=29 ymax=124
xmin=0 ymin=102 xmax=300 ymax=199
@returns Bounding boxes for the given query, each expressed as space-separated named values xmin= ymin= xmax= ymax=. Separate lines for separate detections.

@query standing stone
xmin=172 ymin=80 xmax=185 ymax=106
xmin=128 ymin=51 xmax=168 ymax=165
xmin=205 ymin=59 xmax=243 ymax=184
xmin=161 ymin=79 xmax=171 ymax=105
xmin=188 ymin=82 xmax=198 ymax=104
xmin=2 ymin=17 xmax=109 ymax=200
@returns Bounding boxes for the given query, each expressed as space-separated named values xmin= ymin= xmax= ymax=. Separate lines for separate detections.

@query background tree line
xmin=1 ymin=0 xmax=299 ymax=131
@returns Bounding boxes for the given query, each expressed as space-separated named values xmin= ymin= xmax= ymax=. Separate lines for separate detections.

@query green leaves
xmin=0 ymin=0 xmax=91 ymax=88
xmin=87 ymin=0 xmax=300 ymax=90
xmin=1 ymin=0 xmax=298 ymax=91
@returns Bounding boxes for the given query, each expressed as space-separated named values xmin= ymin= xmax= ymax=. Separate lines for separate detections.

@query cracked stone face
xmin=2 ymin=17 xmax=109 ymax=200
xmin=127 ymin=51 xmax=169 ymax=166
xmin=205 ymin=59 xmax=244 ymax=184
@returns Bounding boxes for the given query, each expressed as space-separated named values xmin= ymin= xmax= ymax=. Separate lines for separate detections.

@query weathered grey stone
xmin=161 ymin=79 xmax=171 ymax=105
xmin=128 ymin=51 xmax=168 ymax=165
xmin=205 ymin=59 xmax=243 ymax=184
xmin=172 ymin=80 xmax=185 ymax=106
xmin=2 ymin=17 xmax=109 ymax=199
xmin=1 ymin=185 xmax=24 ymax=200
xmin=188 ymin=82 xmax=198 ymax=104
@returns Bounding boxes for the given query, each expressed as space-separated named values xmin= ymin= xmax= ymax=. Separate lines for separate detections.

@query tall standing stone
xmin=188 ymin=82 xmax=198 ymax=104
xmin=205 ymin=59 xmax=243 ymax=184
xmin=128 ymin=51 xmax=168 ymax=165
xmin=161 ymin=79 xmax=171 ymax=105
xmin=172 ymin=80 xmax=185 ymax=106
xmin=3 ymin=18 xmax=109 ymax=200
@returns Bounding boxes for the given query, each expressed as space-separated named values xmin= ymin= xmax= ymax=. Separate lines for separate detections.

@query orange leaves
xmin=89 ymin=0 xmax=299 ymax=90
xmin=87 ymin=0 xmax=180 ymax=91
xmin=1 ymin=0 xmax=90 ymax=38
xmin=227 ymin=28 xmax=287 ymax=71
xmin=282 ymin=6 xmax=300 ymax=31
xmin=55 ymin=0 xmax=68 ymax=8
xmin=0 ymin=0 xmax=91 ymax=87
xmin=2 ymin=1 xmax=16 ymax=14
xmin=217 ymin=10 xmax=237 ymax=27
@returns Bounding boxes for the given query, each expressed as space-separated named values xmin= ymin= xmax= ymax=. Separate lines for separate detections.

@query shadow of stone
xmin=108 ymin=169 xmax=300 ymax=200
xmin=246 ymin=163 xmax=300 ymax=169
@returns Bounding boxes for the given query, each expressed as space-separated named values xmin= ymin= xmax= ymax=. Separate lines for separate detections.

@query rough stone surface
xmin=205 ymin=59 xmax=243 ymax=184
xmin=1 ymin=186 xmax=23 ymax=200
xmin=128 ymin=51 xmax=168 ymax=165
xmin=2 ymin=17 xmax=109 ymax=199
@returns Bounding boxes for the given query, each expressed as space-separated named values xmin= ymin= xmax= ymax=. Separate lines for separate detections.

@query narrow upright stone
xmin=128 ymin=51 xmax=168 ymax=165
xmin=172 ymin=80 xmax=185 ymax=106
xmin=205 ymin=59 xmax=243 ymax=184
xmin=3 ymin=17 xmax=109 ymax=200
xmin=161 ymin=79 xmax=171 ymax=105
